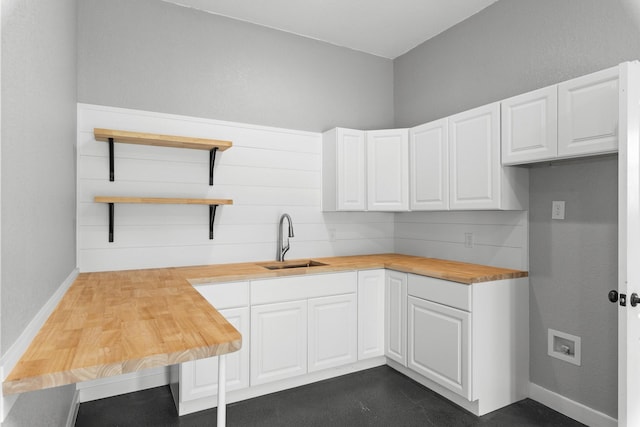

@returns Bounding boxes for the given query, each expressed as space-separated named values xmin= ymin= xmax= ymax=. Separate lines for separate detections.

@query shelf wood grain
xmin=94 ymin=196 xmax=234 ymax=205
xmin=94 ymin=128 xmax=232 ymax=151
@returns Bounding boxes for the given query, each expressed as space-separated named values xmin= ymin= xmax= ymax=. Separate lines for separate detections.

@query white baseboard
xmin=78 ymin=367 xmax=170 ymax=403
xmin=66 ymin=389 xmax=80 ymax=427
xmin=529 ymin=382 xmax=617 ymax=427
xmin=173 ymin=357 xmax=387 ymax=416
xmin=0 ymin=268 xmax=79 ymax=422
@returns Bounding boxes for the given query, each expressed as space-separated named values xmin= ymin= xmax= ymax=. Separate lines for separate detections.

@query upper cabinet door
xmin=322 ymin=128 xmax=366 ymax=211
xmin=367 ymin=129 xmax=409 ymax=211
xmin=449 ymin=103 xmax=501 ymax=210
xmin=501 ymin=86 xmax=558 ymax=165
xmin=558 ymin=66 xmax=619 ymax=158
xmin=409 ymin=119 xmax=449 ymax=210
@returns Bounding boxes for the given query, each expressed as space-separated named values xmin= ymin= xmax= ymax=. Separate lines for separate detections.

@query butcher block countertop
xmin=180 ymin=254 xmax=527 ymax=286
xmin=2 ymin=254 xmax=526 ymax=396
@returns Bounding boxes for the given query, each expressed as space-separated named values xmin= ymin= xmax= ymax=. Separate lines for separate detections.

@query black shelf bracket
xmin=209 ymin=204 xmax=218 ymax=239
xmin=109 ymin=138 xmax=115 ymax=181
xmin=108 ymin=203 xmax=114 ymax=242
xmin=209 ymin=147 xmax=218 ymax=186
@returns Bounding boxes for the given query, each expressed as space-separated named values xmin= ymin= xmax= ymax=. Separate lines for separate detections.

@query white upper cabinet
xmin=558 ymin=66 xmax=619 ymax=158
xmin=410 ymin=119 xmax=449 ymax=210
xmin=449 ymin=103 xmax=500 ymax=210
xmin=450 ymin=103 xmax=528 ymax=210
xmin=501 ymin=86 xmax=558 ymax=165
xmin=367 ymin=129 xmax=409 ymax=211
xmin=322 ymin=128 xmax=366 ymax=211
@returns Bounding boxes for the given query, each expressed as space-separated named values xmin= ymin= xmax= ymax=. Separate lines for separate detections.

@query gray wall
xmin=77 ymin=0 xmax=394 ymax=133
xmin=1 ymin=0 xmax=77 ymax=424
xmin=3 ymin=386 xmax=75 ymax=427
xmin=529 ymin=157 xmax=618 ymax=416
xmin=393 ymin=0 xmax=637 ymax=417
xmin=394 ymin=0 xmax=640 ymax=128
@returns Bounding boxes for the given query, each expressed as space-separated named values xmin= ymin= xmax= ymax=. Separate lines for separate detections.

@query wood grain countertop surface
xmin=2 ymin=254 xmax=527 ymax=396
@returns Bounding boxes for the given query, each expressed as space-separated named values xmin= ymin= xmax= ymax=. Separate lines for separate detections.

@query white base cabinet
xmin=251 ymin=300 xmax=308 ymax=385
xmin=385 ymin=270 xmax=408 ymax=366
xmin=308 ymin=294 xmax=357 ymax=372
xmin=250 ymin=272 xmax=357 ymax=386
xmin=178 ymin=307 xmax=250 ymax=400
xmin=403 ymin=274 xmax=529 ymax=416
xmin=408 ymin=296 xmax=471 ymax=400
xmin=171 ymin=269 xmax=528 ymax=419
xmin=170 ymin=281 xmax=250 ymax=416
xmin=357 ymin=269 xmax=385 ymax=360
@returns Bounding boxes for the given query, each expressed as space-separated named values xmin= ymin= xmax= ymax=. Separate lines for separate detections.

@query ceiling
xmin=161 ymin=0 xmax=499 ymax=59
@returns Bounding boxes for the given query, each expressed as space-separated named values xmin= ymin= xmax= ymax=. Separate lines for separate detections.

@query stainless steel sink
xmin=259 ymin=260 xmax=327 ymax=270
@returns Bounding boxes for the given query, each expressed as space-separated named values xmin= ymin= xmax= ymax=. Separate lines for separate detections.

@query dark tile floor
xmin=75 ymin=366 xmax=585 ymax=427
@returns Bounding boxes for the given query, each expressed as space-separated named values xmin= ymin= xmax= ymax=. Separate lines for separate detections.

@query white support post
xmin=217 ymin=354 xmax=227 ymax=427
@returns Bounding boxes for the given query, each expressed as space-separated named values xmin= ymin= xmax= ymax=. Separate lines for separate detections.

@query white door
xmin=180 ymin=307 xmax=250 ymax=401
xmin=617 ymin=61 xmax=640 ymax=427
xmin=410 ymin=119 xmax=449 ymax=210
xmin=501 ymin=85 xmax=558 ymax=165
xmin=357 ymin=269 xmax=385 ymax=360
xmin=336 ymin=128 xmax=367 ymax=210
xmin=559 ymin=66 xmax=619 ymax=158
xmin=250 ymin=300 xmax=307 ymax=385
xmin=449 ymin=103 xmax=501 ymax=210
xmin=308 ymin=294 xmax=357 ymax=372
xmin=408 ymin=296 xmax=471 ymax=400
xmin=385 ymin=270 xmax=407 ymax=366
xmin=367 ymin=129 xmax=409 ymax=211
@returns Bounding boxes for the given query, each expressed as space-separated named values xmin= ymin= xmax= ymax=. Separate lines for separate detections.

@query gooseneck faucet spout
xmin=277 ymin=213 xmax=294 ymax=261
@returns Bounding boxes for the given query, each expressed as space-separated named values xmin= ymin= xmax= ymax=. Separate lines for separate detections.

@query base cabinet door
xmin=179 ymin=307 xmax=250 ymax=402
xmin=357 ymin=270 xmax=385 ymax=360
xmin=385 ymin=270 xmax=407 ymax=366
xmin=408 ymin=296 xmax=471 ymax=400
xmin=251 ymin=300 xmax=307 ymax=386
xmin=308 ymin=294 xmax=357 ymax=372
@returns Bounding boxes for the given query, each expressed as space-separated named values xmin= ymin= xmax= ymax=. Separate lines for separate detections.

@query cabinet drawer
xmin=251 ymin=272 xmax=356 ymax=305
xmin=408 ymin=274 xmax=471 ymax=312
xmin=193 ymin=281 xmax=249 ymax=310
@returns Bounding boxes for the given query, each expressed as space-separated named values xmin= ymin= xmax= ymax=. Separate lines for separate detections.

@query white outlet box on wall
xmin=548 ymin=328 xmax=581 ymax=366
xmin=551 ymin=201 xmax=565 ymax=219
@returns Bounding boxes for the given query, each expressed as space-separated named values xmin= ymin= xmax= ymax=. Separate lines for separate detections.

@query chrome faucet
xmin=276 ymin=213 xmax=294 ymax=261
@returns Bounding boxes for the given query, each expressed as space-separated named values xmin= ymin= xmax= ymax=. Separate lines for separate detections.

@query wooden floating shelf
xmin=94 ymin=196 xmax=233 ymax=242
xmin=94 ymin=128 xmax=232 ymax=185
xmin=93 ymin=128 xmax=232 ymax=151
xmin=94 ymin=196 xmax=233 ymax=205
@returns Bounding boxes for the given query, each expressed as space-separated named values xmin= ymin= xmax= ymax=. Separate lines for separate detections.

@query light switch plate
xmin=552 ymin=201 xmax=565 ymax=220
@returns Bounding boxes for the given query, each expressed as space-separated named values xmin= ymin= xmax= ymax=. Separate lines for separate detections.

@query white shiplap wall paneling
xmin=394 ymin=211 xmax=528 ymax=270
xmin=77 ymin=104 xmax=395 ymax=272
